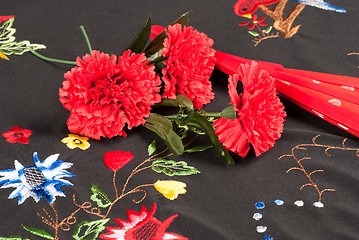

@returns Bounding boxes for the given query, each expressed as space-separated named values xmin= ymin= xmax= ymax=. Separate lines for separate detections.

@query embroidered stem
xmin=113 ymin=171 xmax=119 ymax=199
xmin=80 ymin=25 xmax=93 ymax=53
xmin=30 ymin=48 xmax=76 ymax=65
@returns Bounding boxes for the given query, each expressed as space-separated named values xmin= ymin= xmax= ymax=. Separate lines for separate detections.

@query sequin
xmin=256 ymin=225 xmax=267 ymax=233
xmin=294 ymin=200 xmax=304 ymax=207
xmin=253 ymin=213 xmax=263 ymax=221
xmin=263 ymin=235 xmax=274 ymax=240
xmin=255 ymin=202 xmax=265 ymax=209
xmin=313 ymin=202 xmax=324 ymax=208
xmin=274 ymin=199 xmax=284 ymax=205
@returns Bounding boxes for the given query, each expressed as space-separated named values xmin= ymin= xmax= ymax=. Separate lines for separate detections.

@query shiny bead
xmin=255 ymin=201 xmax=265 ymax=209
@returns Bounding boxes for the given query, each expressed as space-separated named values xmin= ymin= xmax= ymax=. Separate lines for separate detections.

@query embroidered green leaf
xmin=145 ymin=113 xmax=184 ymax=156
xmin=185 ymin=145 xmax=212 ymax=153
xmin=248 ymin=31 xmax=259 ymax=37
xmin=262 ymin=26 xmax=273 ymax=34
xmin=0 ymin=40 xmax=46 ymax=55
xmin=184 ymin=112 xmax=235 ymax=165
xmin=90 ymin=184 xmax=112 ymax=208
xmin=152 ymin=159 xmax=200 ymax=176
xmin=148 ymin=140 xmax=157 ymax=156
xmin=144 ymin=12 xmax=189 ymax=57
xmin=0 ymin=237 xmax=30 ymax=240
xmin=72 ymin=219 xmax=110 ymax=240
xmin=23 ymin=226 xmax=54 ymax=240
xmin=125 ymin=15 xmax=152 ymax=54
xmin=0 ymin=18 xmax=16 ymax=45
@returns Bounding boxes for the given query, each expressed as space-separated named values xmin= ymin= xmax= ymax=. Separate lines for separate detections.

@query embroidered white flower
xmin=0 ymin=152 xmax=74 ymax=205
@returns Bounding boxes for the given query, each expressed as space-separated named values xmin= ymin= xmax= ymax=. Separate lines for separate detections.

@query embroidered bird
xmin=234 ymin=0 xmax=346 ymax=16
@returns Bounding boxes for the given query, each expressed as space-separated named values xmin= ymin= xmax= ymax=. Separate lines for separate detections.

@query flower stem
xmin=165 ymin=111 xmax=221 ymax=120
xmin=80 ymin=25 xmax=93 ymax=53
xmin=30 ymin=48 xmax=76 ymax=65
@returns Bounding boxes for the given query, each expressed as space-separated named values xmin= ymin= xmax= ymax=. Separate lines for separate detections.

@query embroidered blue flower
xmin=0 ymin=152 xmax=75 ymax=205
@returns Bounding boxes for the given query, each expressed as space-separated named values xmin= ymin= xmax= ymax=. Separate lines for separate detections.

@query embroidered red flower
xmin=99 ymin=202 xmax=188 ymax=240
xmin=239 ymin=14 xmax=268 ymax=30
xmin=2 ymin=126 xmax=32 ymax=144
xmin=59 ymin=50 xmax=162 ymax=140
xmin=214 ymin=61 xmax=286 ymax=157
xmin=161 ymin=23 xmax=216 ymax=109
xmin=104 ymin=150 xmax=134 ymax=171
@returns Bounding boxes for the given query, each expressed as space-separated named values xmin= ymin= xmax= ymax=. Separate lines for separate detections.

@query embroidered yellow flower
xmin=61 ymin=134 xmax=90 ymax=150
xmin=154 ymin=180 xmax=187 ymax=200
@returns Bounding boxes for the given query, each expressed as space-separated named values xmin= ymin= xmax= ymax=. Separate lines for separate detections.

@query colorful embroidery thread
xmin=3 ymin=142 xmax=198 ymax=239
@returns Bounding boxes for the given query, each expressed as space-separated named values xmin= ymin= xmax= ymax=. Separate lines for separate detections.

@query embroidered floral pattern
xmin=61 ymin=134 xmax=90 ymax=150
xmin=2 ymin=126 xmax=32 ymax=144
xmin=0 ymin=16 xmax=46 ymax=60
xmin=0 ymin=152 xmax=74 ymax=205
xmin=154 ymin=180 xmax=187 ymax=200
xmin=238 ymin=14 xmax=278 ymax=46
xmin=99 ymin=203 xmax=188 ymax=240
xmin=104 ymin=150 xmax=134 ymax=171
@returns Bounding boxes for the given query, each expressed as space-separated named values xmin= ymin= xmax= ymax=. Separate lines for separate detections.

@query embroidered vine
xmin=348 ymin=52 xmax=359 ymax=68
xmin=279 ymin=135 xmax=359 ymax=203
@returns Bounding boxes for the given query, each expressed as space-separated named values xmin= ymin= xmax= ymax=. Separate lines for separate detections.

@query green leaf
xmin=90 ymin=184 xmax=112 ymax=208
xmin=152 ymin=159 xmax=200 ymax=176
xmin=0 ymin=40 xmax=46 ymax=55
xmin=185 ymin=145 xmax=212 ymax=153
xmin=262 ymin=26 xmax=272 ymax=34
xmin=156 ymin=94 xmax=194 ymax=112
xmin=0 ymin=18 xmax=16 ymax=45
xmin=144 ymin=12 xmax=189 ymax=57
xmin=23 ymin=226 xmax=54 ymax=240
xmin=184 ymin=112 xmax=235 ymax=165
xmin=125 ymin=15 xmax=152 ymax=54
xmin=145 ymin=113 xmax=184 ymax=156
xmin=248 ymin=31 xmax=259 ymax=37
xmin=73 ymin=219 xmax=110 ymax=240
xmin=148 ymin=140 xmax=157 ymax=156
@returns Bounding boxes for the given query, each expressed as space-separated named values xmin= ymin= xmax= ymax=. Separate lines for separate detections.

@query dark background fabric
xmin=1 ymin=0 xmax=359 ymax=239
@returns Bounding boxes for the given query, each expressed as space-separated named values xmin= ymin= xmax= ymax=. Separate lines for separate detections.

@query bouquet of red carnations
xmin=32 ymin=13 xmax=358 ymax=165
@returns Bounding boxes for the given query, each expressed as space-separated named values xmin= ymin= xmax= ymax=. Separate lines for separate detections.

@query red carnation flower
xmin=104 ymin=150 xmax=134 ymax=171
xmin=161 ymin=24 xmax=216 ymax=109
xmin=214 ymin=61 xmax=286 ymax=157
xmin=99 ymin=203 xmax=187 ymax=240
xmin=2 ymin=126 xmax=32 ymax=144
xmin=59 ymin=50 xmax=162 ymax=140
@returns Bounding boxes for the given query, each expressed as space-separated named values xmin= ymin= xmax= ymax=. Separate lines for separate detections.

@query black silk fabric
xmin=1 ymin=1 xmax=359 ymax=239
